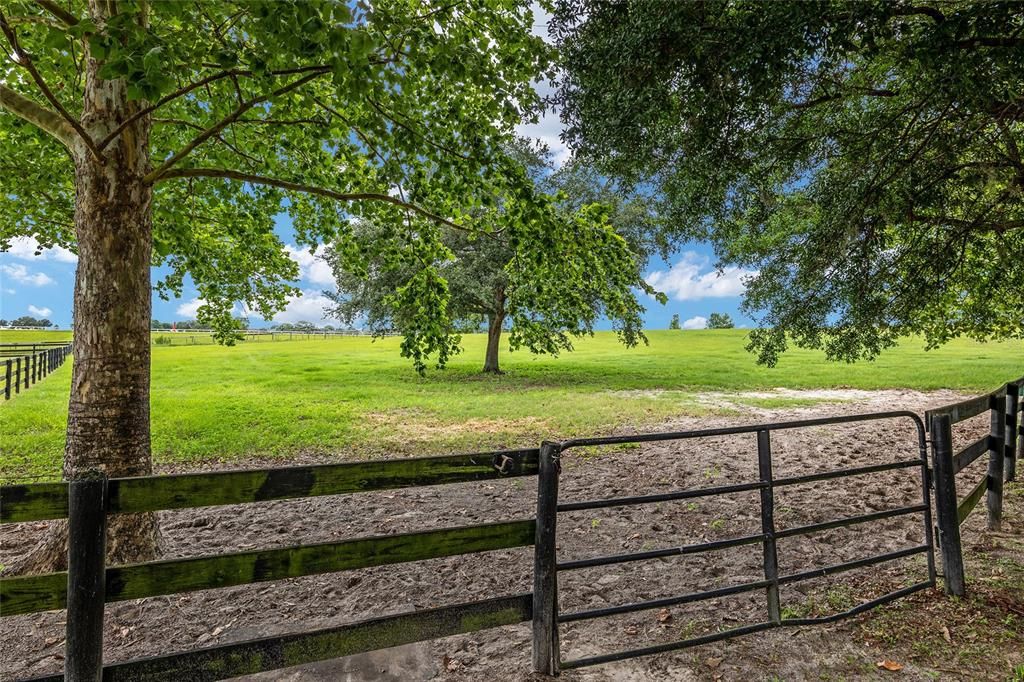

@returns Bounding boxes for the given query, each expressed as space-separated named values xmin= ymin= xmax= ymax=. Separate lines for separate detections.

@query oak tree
xmin=553 ymin=0 xmax=1024 ymax=363
xmin=0 ymin=0 xmax=613 ymax=571
xmin=325 ymin=141 xmax=662 ymax=373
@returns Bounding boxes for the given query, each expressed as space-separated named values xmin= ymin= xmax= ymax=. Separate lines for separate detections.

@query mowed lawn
xmin=1 ymin=329 xmax=1021 ymax=482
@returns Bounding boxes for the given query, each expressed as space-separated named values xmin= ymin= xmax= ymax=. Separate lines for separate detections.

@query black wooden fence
xmin=1 ymin=450 xmax=540 ymax=681
xmin=0 ymin=377 xmax=1021 ymax=679
xmin=925 ymin=377 xmax=1023 ymax=596
xmin=0 ymin=343 xmax=72 ymax=400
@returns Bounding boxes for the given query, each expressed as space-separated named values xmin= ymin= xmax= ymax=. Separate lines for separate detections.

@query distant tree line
xmin=668 ymin=312 xmax=734 ymax=330
xmin=149 ymin=318 xmax=352 ymax=333
xmin=150 ymin=318 xmax=248 ymax=331
xmin=1 ymin=316 xmax=55 ymax=328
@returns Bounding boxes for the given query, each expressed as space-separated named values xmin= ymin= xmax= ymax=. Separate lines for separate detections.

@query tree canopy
xmin=0 ymin=0 xmax=611 ymax=569
xmin=553 ymin=0 xmax=1024 ymax=364
xmin=324 ymin=140 xmax=664 ymax=373
xmin=707 ymin=313 xmax=734 ymax=330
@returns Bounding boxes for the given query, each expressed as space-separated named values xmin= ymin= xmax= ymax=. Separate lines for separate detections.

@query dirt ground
xmin=2 ymin=389 xmax=1022 ymax=681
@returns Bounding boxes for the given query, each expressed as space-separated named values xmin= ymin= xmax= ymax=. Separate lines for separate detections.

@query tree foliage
xmin=0 ymin=0 xmax=621 ymax=567
xmin=553 ymin=0 xmax=1024 ymax=364
xmin=0 ymin=0 xmax=591 ymax=351
xmin=707 ymin=313 xmax=734 ymax=330
xmin=668 ymin=313 xmax=680 ymax=330
xmin=6 ymin=315 xmax=53 ymax=327
xmin=324 ymin=140 xmax=663 ymax=373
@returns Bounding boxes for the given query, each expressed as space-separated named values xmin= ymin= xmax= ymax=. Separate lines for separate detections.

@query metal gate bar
xmin=536 ymin=411 xmax=936 ymax=674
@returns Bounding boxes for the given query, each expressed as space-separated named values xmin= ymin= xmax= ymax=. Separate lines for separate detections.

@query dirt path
xmin=2 ymin=390 xmax=1022 ymax=681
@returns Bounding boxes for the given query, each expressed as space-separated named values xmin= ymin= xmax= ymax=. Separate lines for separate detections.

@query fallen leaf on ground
xmin=942 ymin=625 xmax=952 ymax=643
xmin=656 ymin=608 xmax=672 ymax=623
xmin=705 ymin=657 xmax=723 ymax=669
xmin=876 ymin=660 xmax=903 ymax=671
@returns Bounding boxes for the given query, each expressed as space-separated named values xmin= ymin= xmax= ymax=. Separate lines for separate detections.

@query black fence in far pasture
xmin=0 ymin=342 xmax=72 ymax=400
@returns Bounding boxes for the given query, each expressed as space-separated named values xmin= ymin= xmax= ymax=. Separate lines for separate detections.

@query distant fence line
xmin=0 ymin=342 xmax=72 ymax=401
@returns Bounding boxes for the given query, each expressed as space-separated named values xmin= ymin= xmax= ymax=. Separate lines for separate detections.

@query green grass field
xmin=1 ymin=329 xmax=1020 ymax=483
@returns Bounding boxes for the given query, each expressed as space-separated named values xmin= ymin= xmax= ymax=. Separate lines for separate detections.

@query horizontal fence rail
xmin=22 ymin=594 xmax=533 ymax=682
xmin=1 ymin=519 xmax=535 ymax=616
xmin=0 ymin=343 xmax=72 ymax=401
xmin=0 ymin=449 xmax=539 ymax=523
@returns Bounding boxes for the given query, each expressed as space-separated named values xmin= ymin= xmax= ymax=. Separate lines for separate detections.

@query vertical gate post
xmin=930 ymin=414 xmax=965 ymax=596
xmin=756 ymin=430 xmax=782 ymax=623
xmin=66 ymin=472 xmax=108 ymax=682
xmin=1006 ymin=384 xmax=1019 ymax=482
xmin=987 ymin=392 xmax=1005 ymax=531
xmin=533 ymin=441 xmax=561 ymax=676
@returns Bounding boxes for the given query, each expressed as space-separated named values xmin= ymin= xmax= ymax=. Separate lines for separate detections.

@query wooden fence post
xmin=987 ymin=392 xmax=1006 ymax=531
xmin=15 ymin=357 xmax=21 ymax=394
xmin=23 ymin=354 xmax=29 ymax=389
xmin=930 ymin=414 xmax=966 ymax=596
xmin=1006 ymin=384 xmax=1019 ymax=482
xmin=66 ymin=472 xmax=108 ymax=682
xmin=4 ymin=359 xmax=11 ymax=399
xmin=532 ymin=441 xmax=561 ymax=676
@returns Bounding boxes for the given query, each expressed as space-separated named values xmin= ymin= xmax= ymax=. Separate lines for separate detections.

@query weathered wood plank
xmin=926 ymin=391 xmax=1002 ymax=426
xmin=0 ymin=483 xmax=69 ymax=524
xmin=23 ymin=593 xmax=532 ymax=682
xmin=1 ymin=450 xmax=539 ymax=524
xmin=957 ymin=476 xmax=987 ymax=525
xmin=1 ymin=519 xmax=535 ymax=616
xmin=953 ymin=435 xmax=992 ymax=473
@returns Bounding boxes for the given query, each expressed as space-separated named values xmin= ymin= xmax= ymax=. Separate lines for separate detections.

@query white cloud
xmin=4 ymin=236 xmax=77 ymax=263
xmin=645 ymin=252 xmax=756 ymax=302
xmin=28 ymin=305 xmax=52 ymax=317
xmin=175 ymin=297 xmax=205 ymax=319
xmin=682 ymin=315 xmax=708 ymax=330
xmin=284 ymin=245 xmax=337 ymax=288
xmin=1 ymin=263 xmax=55 ymax=286
xmin=266 ymin=289 xmax=335 ymax=325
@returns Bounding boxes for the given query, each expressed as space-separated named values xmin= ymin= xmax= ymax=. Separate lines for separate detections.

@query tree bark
xmin=483 ymin=290 xmax=506 ymax=374
xmin=6 ymin=5 xmax=159 ymax=574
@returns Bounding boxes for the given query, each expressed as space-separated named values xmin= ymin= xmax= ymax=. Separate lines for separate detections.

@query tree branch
xmin=145 ymin=70 xmax=328 ymax=180
xmin=791 ymin=88 xmax=897 ymax=110
xmin=33 ymin=0 xmax=79 ymax=26
xmin=97 ymin=65 xmax=332 ymax=151
xmin=0 ymin=9 xmax=100 ymax=160
xmin=0 ymin=82 xmax=73 ymax=145
xmin=153 ymin=168 xmax=465 ymax=231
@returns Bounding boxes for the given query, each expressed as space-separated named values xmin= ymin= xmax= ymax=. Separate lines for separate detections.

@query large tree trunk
xmin=483 ymin=290 xmax=506 ymax=374
xmin=6 ymin=13 xmax=159 ymax=574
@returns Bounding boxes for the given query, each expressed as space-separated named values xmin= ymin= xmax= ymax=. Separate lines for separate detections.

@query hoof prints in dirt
xmin=0 ymin=398 xmax=972 ymax=680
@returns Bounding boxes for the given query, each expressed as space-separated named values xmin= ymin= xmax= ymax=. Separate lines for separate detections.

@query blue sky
xmin=1 ymin=5 xmax=757 ymax=332
xmin=0 ymin=228 xmax=755 ymax=331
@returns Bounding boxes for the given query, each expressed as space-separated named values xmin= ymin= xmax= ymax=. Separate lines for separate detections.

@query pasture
xmin=1 ymin=329 xmax=1020 ymax=484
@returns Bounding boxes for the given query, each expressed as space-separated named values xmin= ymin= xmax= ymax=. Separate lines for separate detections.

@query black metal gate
xmin=531 ymin=411 xmax=936 ymax=673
